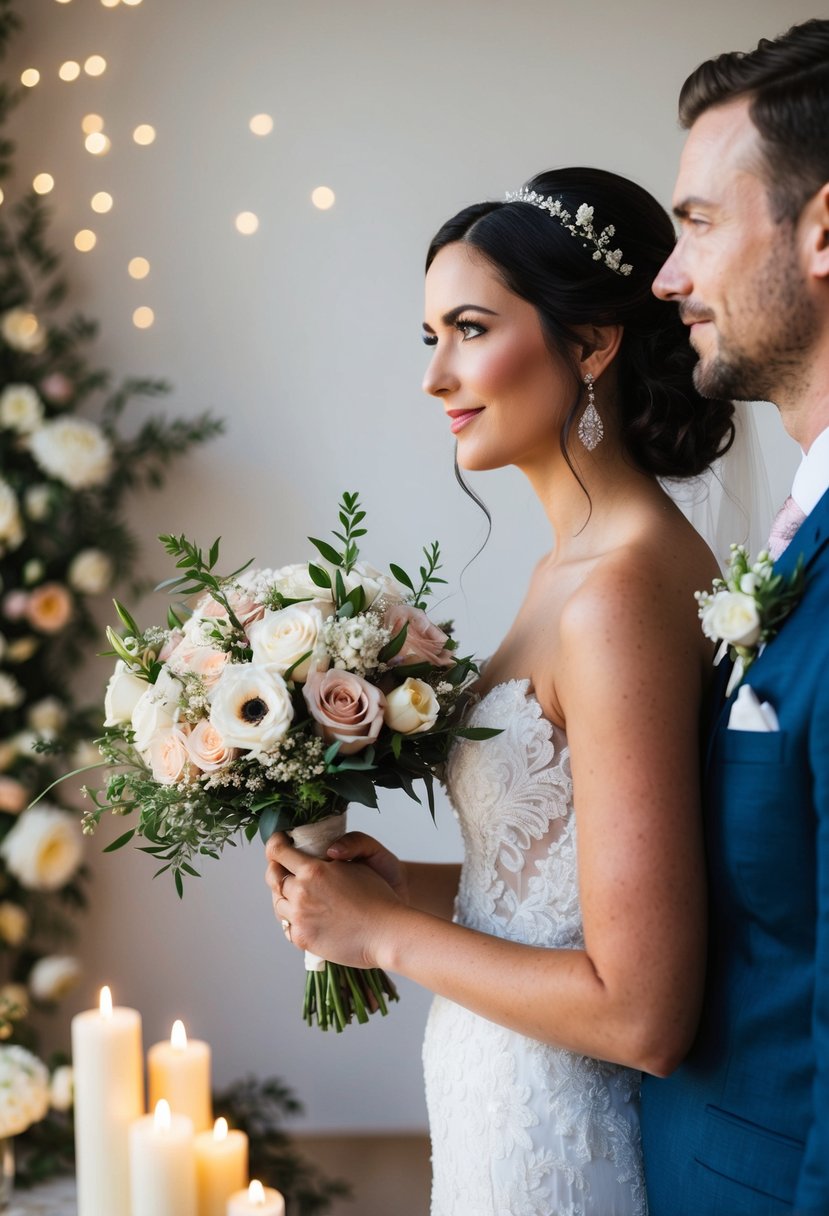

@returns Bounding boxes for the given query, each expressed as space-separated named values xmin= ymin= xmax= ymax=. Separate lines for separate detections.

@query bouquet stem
xmin=288 ymin=814 xmax=399 ymax=1032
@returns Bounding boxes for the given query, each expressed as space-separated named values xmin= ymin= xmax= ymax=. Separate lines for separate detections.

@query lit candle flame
xmin=154 ymin=1099 xmax=172 ymax=1133
xmin=213 ymin=1117 xmax=228 ymax=1142
xmin=170 ymin=1019 xmax=188 ymax=1050
xmin=249 ymin=1180 xmax=266 ymax=1205
xmin=100 ymin=986 xmax=113 ymax=1018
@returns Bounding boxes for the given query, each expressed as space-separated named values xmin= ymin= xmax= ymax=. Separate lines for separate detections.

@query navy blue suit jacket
xmin=641 ymin=485 xmax=829 ymax=1215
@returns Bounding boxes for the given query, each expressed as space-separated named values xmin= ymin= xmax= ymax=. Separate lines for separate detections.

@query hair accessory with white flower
xmin=504 ymin=189 xmax=633 ymax=276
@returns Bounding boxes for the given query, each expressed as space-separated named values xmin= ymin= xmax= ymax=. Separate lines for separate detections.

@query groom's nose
xmin=652 ymin=245 xmax=693 ymax=303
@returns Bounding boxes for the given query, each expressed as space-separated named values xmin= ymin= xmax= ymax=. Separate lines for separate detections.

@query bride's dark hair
xmin=426 ymin=167 xmax=734 ymax=481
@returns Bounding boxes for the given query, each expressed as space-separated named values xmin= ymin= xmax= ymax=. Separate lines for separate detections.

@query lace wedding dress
xmin=422 ymin=680 xmax=647 ymax=1216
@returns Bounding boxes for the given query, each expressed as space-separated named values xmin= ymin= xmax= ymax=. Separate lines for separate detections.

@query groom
xmin=642 ymin=18 xmax=829 ymax=1216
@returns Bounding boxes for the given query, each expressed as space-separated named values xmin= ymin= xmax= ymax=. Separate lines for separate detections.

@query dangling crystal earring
xmin=578 ymin=372 xmax=604 ymax=451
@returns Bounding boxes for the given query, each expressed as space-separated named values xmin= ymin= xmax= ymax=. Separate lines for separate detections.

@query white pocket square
xmin=727 ymin=684 xmax=780 ymax=732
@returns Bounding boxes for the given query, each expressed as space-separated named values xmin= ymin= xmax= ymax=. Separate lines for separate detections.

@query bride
xmin=266 ymin=167 xmax=735 ymax=1215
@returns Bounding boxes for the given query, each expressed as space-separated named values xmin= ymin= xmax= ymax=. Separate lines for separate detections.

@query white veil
xmin=665 ymin=403 xmax=774 ymax=571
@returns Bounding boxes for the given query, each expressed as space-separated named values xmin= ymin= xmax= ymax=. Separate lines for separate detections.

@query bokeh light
xmin=21 ymin=69 xmax=40 ymax=88
xmin=128 ymin=257 xmax=150 ymax=279
xmin=0 ymin=189 xmax=4 ymax=207
xmin=249 ymin=114 xmax=274 ymax=136
xmin=311 ymin=186 xmax=336 ymax=211
xmin=84 ymin=55 xmax=107 ymax=77
xmin=59 ymin=61 xmax=81 ymax=82
xmin=133 ymin=306 xmax=154 ymax=328
xmin=91 ymin=192 xmax=113 ymax=214
xmin=133 ymin=124 xmax=156 ymax=146
xmin=122 ymin=0 xmax=143 ymax=5
xmin=235 ymin=212 xmax=259 ymax=235
xmin=85 ymin=132 xmax=111 ymax=155
xmin=33 ymin=174 xmax=55 ymax=195
xmin=74 ymin=230 xmax=97 ymax=253
xmin=100 ymin=0 xmax=120 ymax=7
xmin=82 ymin=113 xmax=105 ymax=135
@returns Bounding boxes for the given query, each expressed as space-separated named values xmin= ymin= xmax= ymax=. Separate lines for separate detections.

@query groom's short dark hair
xmin=679 ymin=18 xmax=829 ymax=223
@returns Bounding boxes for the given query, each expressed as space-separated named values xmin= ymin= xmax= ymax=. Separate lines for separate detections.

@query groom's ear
xmin=802 ymin=182 xmax=829 ymax=283
xmin=576 ymin=323 xmax=623 ymax=381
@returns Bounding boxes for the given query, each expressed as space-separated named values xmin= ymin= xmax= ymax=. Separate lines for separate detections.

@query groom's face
xmin=653 ymin=98 xmax=817 ymax=404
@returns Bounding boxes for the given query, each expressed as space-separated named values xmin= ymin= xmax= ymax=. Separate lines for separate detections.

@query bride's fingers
xmin=326 ymin=831 xmax=384 ymax=860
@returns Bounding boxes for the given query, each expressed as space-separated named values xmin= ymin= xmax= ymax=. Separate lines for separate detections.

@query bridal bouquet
xmin=80 ymin=492 xmax=495 ymax=1031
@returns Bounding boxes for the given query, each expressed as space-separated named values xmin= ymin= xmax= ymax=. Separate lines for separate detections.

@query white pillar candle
xmin=227 ymin=1179 xmax=285 ymax=1216
xmin=195 ymin=1117 xmax=249 ymax=1216
xmin=148 ymin=1018 xmax=212 ymax=1132
xmin=129 ymin=1099 xmax=197 ymax=1216
xmin=71 ymin=985 xmax=145 ymax=1216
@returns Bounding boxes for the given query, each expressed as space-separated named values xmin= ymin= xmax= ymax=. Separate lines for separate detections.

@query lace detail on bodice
xmin=423 ymin=680 xmax=647 ymax=1216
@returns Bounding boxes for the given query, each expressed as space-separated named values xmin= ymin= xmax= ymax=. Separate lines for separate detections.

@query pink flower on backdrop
xmin=2 ymin=590 xmax=29 ymax=621
xmin=39 ymin=373 xmax=74 ymax=405
xmin=303 ymin=667 xmax=386 ymax=755
xmin=382 ymin=602 xmax=455 ymax=668
xmin=0 ymin=777 xmax=28 ymax=814
xmin=26 ymin=583 xmax=73 ymax=634
xmin=185 ymin=720 xmax=238 ymax=773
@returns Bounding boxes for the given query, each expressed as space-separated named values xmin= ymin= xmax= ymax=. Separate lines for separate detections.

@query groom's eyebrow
xmin=422 ymin=304 xmax=499 ymax=334
xmin=673 ymin=196 xmax=715 ymax=218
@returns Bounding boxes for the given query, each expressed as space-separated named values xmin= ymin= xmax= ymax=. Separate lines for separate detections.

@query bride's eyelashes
xmin=421 ymin=318 xmax=488 ymax=346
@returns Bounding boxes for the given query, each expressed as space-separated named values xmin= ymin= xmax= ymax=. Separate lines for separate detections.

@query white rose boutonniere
xmin=695 ymin=544 xmax=804 ymax=692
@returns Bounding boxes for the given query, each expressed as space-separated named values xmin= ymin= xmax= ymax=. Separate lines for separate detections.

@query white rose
xmin=0 ymin=308 xmax=46 ymax=354
xmin=130 ymin=670 xmax=181 ymax=753
xmin=319 ymin=560 xmax=405 ymax=608
xmin=701 ymin=591 xmax=761 ymax=647
xmin=0 ymin=805 xmax=84 ymax=891
xmin=104 ymin=661 xmax=148 ymax=728
xmin=0 ymin=1045 xmax=50 ymax=1137
xmin=384 ymin=678 xmax=440 ymax=734
xmin=27 ymin=696 xmax=67 ymax=736
xmin=0 ymin=673 xmax=24 ymax=711
xmin=0 ymin=903 xmax=29 ymax=946
xmin=30 ymin=418 xmax=113 ymax=490
xmin=23 ymin=485 xmax=52 ymax=522
xmin=49 ymin=1065 xmax=74 ymax=1112
xmin=0 ymin=384 xmax=44 ymax=435
xmin=271 ymin=562 xmax=334 ymax=604
xmin=28 ymin=955 xmax=82 ymax=1003
xmin=0 ymin=479 xmax=23 ymax=553
xmin=248 ymin=604 xmax=328 ymax=683
xmin=68 ymin=548 xmax=113 ymax=595
xmin=209 ymin=662 xmax=294 ymax=755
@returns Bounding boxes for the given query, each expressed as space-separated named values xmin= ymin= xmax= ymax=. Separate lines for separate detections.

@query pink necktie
xmin=767 ymin=495 xmax=806 ymax=561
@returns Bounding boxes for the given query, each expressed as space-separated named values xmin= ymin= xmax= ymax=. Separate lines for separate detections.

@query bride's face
xmin=422 ymin=243 xmax=573 ymax=473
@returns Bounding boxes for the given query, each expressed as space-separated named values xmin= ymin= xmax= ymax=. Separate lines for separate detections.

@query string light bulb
xmin=84 ymin=55 xmax=107 ymax=77
xmin=74 ymin=230 xmax=97 ymax=253
xmin=235 ymin=212 xmax=259 ymax=235
xmin=21 ymin=69 xmax=40 ymax=88
xmin=33 ymin=174 xmax=55 ymax=195
xmin=133 ymin=306 xmax=154 ymax=329
xmin=59 ymin=61 xmax=81 ymax=82
xmin=311 ymin=186 xmax=336 ymax=211
xmin=85 ymin=132 xmax=111 ymax=155
xmin=132 ymin=124 xmax=156 ymax=146
xmin=122 ymin=0 xmax=143 ymax=6
xmin=91 ymin=192 xmax=113 ymax=214
xmin=249 ymin=113 xmax=273 ymax=136
xmin=0 ymin=189 xmax=4 ymax=206
xmin=128 ymin=257 xmax=150 ymax=279
xmin=100 ymin=0 xmax=120 ymax=7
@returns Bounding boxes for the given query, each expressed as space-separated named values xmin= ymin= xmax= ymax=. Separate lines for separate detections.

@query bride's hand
xmin=325 ymin=832 xmax=410 ymax=904
xmin=264 ymin=832 xmax=406 ymax=969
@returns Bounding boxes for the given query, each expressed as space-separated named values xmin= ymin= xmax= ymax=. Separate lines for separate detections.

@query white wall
xmin=9 ymin=0 xmax=819 ymax=1130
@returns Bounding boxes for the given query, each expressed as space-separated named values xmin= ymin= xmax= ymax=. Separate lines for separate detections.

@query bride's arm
xmin=268 ymin=555 xmax=707 ymax=1076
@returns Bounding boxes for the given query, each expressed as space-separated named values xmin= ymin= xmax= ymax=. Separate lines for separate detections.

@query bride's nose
xmin=422 ymin=347 xmax=460 ymax=398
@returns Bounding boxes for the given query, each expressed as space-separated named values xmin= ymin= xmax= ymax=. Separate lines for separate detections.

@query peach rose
xmin=303 ymin=668 xmax=385 ymax=755
xmin=26 ymin=583 xmax=73 ymax=634
xmin=166 ymin=642 xmax=229 ymax=688
xmin=382 ymin=603 xmax=454 ymax=668
xmin=149 ymin=727 xmax=193 ymax=786
xmin=185 ymin=720 xmax=238 ymax=773
xmin=158 ymin=629 xmax=184 ymax=662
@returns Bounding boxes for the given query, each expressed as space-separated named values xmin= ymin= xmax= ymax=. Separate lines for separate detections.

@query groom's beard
xmin=690 ymin=238 xmax=818 ymax=403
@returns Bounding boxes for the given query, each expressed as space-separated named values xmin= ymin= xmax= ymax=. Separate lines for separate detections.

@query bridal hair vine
xmin=504 ymin=189 xmax=633 ymax=276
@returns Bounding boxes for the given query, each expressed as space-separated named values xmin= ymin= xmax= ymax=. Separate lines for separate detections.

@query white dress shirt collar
xmin=792 ymin=425 xmax=829 ymax=517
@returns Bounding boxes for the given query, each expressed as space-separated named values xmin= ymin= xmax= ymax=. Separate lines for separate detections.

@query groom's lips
xmin=446 ymin=408 xmax=484 ymax=434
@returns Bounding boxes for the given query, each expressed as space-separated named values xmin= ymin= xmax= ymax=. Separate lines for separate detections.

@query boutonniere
xmin=695 ymin=544 xmax=805 ymax=693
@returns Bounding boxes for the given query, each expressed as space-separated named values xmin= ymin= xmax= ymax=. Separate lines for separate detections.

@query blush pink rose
xmin=303 ymin=668 xmax=386 ymax=755
xmin=195 ymin=587 xmax=265 ymax=628
xmin=26 ymin=583 xmax=73 ymax=634
xmin=158 ymin=629 xmax=184 ymax=662
xmin=0 ymin=777 xmax=28 ymax=814
xmin=382 ymin=603 xmax=454 ymax=668
xmin=149 ymin=727 xmax=194 ymax=786
xmin=3 ymin=591 xmax=29 ymax=622
xmin=166 ymin=642 xmax=229 ymax=688
xmin=185 ymin=720 xmax=238 ymax=773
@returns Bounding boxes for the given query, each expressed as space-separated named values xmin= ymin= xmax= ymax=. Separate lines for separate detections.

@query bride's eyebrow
xmin=422 ymin=304 xmax=499 ymax=335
